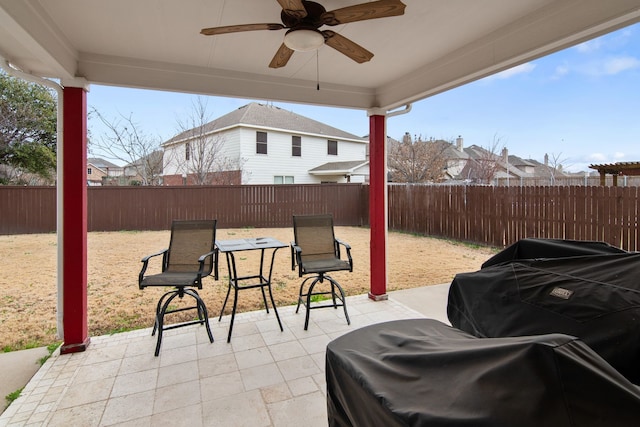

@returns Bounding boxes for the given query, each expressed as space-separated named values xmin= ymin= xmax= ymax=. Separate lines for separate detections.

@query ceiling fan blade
xmin=276 ymin=0 xmax=307 ymax=19
xmin=322 ymin=0 xmax=406 ymax=26
xmin=323 ymin=30 xmax=373 ymax=64
xmin=200 ymin=23 xmax=284 ymax=36
xmin=269 ymin=43 xmax=295 ymax=68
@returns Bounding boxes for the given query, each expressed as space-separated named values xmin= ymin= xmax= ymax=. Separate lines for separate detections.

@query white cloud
xmin=489 ymin=63 xmax=536 ymax=80
xmin=588 ymin=153 xmax=607 ymax=161
xmin=614 ymin=152 xmax=626 ymax=159
xmin=575 ymin=55 xmax=640 ymax=77
xmin=575 ymin=38 xmax=604 ymax=53
xmin=603 ymin=56 xmax=640 ymax=75
xmin=574 ymin=29 xmax=634 ymax=54
xmin=551 ymin=63 xmax=570 ymax=80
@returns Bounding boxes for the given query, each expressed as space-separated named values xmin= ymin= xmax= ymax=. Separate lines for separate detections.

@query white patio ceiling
xmin=1 ymin=0 xmax=640 ymax=111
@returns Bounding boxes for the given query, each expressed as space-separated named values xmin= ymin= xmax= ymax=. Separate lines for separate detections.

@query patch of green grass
xmin=3 ymin=340 xmax=46 ymax=352
xmin=106 ymin=312 xmax=145 ymax=335
xmin=38 ymin=342 xmax=61 ymax=365
xmin=5 ymin=387 xmax=23 ymax=405
xmin=310 ymin=294 xmax=329 ymax=303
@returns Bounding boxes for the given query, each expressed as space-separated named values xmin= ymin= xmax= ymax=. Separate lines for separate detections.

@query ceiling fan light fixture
xmin=284 ymin=29 xmax=324 ymax=51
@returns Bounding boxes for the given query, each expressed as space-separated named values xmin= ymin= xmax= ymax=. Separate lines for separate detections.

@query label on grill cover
xmin=550 ymin=287 xmax=574 ymax=300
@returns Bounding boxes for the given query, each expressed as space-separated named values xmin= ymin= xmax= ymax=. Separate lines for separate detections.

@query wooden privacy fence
xmin=0 ymin=184 xmax=368 ymax=234
xmin=1 ymin=184 xmax=639 ymax=252
xmin=388 ymin=184 xmax=640 ymax=252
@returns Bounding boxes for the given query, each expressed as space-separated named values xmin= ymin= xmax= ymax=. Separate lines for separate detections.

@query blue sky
xmin=88 ymin=23 xmax=640 ymax=172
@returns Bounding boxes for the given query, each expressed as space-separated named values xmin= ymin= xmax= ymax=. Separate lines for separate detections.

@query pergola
xmin=1 ymin=0 xmax=639 ymax=354
xmin=589 ymin=162 xmax=640 ymax=186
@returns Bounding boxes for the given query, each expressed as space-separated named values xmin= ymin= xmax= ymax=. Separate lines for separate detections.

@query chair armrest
xmin=197 ymin=249 xmax=218 ymax=279
xmin=335 ymin=238 xmax=353 ymax=271
xmin=335 ymin=238 xmax=351 ymax=250
xmin=291 ymin=242 xmax=303 ymax=276
xmin=140 ymin=248 xmax=168 ymax=263
xmin=139 ymin=248 xmax=168 ymax=289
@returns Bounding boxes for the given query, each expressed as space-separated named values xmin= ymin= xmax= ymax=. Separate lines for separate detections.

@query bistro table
xmin=215 ymin=237 xmax=287 ymax=342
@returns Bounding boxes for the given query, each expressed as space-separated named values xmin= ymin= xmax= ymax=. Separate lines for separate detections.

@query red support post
xmin=60 ymin=86 xmax=90 ymax=354
xmin=368 ymin=114 xmax=388 ymax=300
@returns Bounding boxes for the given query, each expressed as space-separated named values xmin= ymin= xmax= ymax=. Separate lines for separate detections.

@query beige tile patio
xmin=0 ymin=286 xmax=443 ymax=426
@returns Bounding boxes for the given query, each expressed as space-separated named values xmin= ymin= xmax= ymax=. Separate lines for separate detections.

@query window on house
xmin=274 ymin=176 xmax=294 ymax=184
xmin=185 ymin=142 xmax=191 ymax=160
xmin=257 ymin=131 xmax=268 ymax=154
xmin=292 ymin=136 xmax=301 ymax=157
xmin=87 ymin=168 xmax=92 ymax=175
xmin=328 ymin=139 xmax=338 ymax=155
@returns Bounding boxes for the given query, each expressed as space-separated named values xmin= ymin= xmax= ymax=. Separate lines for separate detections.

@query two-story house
xmin=162 ymin=103 xmax=369 ymax=185
xmin=86 ymin=158 xmax=123 ymax=186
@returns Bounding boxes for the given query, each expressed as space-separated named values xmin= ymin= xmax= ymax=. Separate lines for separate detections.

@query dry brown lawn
xmin=0 ymin=227 xmax=495 ymax=350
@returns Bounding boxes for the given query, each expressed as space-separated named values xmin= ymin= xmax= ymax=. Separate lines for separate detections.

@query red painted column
xmin=368 ymin=113 xmax=388 ymax=300
xmin=60 ymin=86 xmax=90 ymax=354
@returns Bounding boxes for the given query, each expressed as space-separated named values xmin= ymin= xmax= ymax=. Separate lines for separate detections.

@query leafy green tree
xmin=0 ymin=71 xmax=57 ymax=184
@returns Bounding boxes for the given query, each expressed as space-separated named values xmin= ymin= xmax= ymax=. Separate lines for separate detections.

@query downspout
xmin=386 ymin=104 xmax=412 ymax=118
xmin=1 ymin=58 xmax=65 ymax=341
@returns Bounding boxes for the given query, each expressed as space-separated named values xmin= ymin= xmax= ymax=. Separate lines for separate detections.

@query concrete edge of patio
xmin=0 ymin=347 xmax=50 ymax=414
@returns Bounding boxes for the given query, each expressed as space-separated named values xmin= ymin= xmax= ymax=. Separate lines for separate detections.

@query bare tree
xmin=89 ymin=109 xmax=163 ymax=185
xmin=544 ymin=152 xmax=570 ymax=185
xmin=166 ymin=97 xmax=244 ymax=185
xmin=464 ymin=134 xmax=504 ymax=184
xmin=388 ymin=133 xmax=449 ymax=183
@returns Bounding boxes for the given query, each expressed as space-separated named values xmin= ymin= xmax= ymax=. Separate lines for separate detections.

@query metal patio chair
xmin=291 ymin=214 xmax=352 ymax=330
xmin=138 ymin=219 xmax=217 ymax=356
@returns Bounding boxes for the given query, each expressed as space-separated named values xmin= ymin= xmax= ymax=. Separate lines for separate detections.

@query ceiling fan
xmin=200 ymin=0 xmax=406 ymax=68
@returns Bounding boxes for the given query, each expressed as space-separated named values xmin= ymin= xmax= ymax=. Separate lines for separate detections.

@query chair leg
xmin=327 ymin=276 xmax=351 ymax=325
xmin=155 ymin=291 xmax=181 ymax=356
xmin=153 ymin=287 xmax=215 ymax=356
xmin=297 ymin=275 xmax=350 ymax=330
xmin=192 ymin=289 xmax=205 ymax=322
xmin=303 ymin=277 xmax=322 ymax=330
xmin=153 ymin=290 xmax=175 ymax=336
xmin=185 ymin=288 xmax=214 ymax=344
xmin=330 ymin=281 xmax=338 ymax=308
xmin=296 ymin=276 xmax=315 ymax=314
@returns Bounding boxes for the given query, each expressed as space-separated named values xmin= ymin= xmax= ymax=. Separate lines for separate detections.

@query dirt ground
xmin=0 ymin=227 xmax=496 ymax=350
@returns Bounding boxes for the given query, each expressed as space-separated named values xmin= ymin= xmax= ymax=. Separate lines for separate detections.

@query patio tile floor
xmin=0 ymin=286 xmax=448 ymax=426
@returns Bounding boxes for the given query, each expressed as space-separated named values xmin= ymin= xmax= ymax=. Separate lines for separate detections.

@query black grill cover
xmin=448 ymin=238 xmax=640 ymax=384
xmin=326 ymin=319 xmax=640 ymax=427
xmin=481 ymin=238 xmax=627 ymax=268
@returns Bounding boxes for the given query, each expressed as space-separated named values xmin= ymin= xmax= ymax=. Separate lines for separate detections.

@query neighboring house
xmin=442 ymin=137 xmax=470 ymax=179
xmin=441 ymin=137 xmax=570 ymax=185
xmin=162 ymin=103 xmax=369 ymax=185
xmin=124 ymin=150 xmax=164 ymax=185
xmin=86 ymin=158 xmax=123 ymax=186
